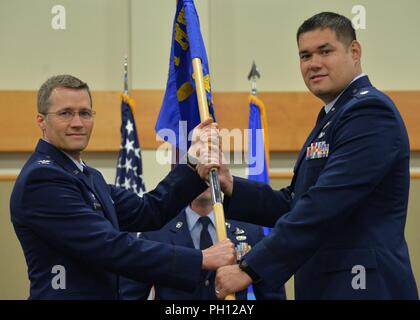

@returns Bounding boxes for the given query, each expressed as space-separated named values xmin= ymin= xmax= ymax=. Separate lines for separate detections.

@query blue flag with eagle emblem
xmin=155 ymin=0 xmax=215 ymax=151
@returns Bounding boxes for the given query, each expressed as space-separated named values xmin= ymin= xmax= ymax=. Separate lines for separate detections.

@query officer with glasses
xmin=10 ymin=74 xmax=235 ymax=300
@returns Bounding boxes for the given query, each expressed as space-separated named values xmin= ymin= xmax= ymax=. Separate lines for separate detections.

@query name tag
xmin=306 ymin=141 xmax=329 ymax=160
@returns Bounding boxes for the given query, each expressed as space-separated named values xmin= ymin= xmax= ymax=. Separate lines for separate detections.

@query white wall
xmin=0 ymin=0 xmax=130 ymax=90
xmin=2 ymin=0 xmax=419 ymax=92
xmin=209 ymin=0 xmax=420 ymax=91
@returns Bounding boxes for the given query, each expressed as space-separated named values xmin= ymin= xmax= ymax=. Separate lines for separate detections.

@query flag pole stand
xmin=192 ymin=58 xmax=235 ymax=301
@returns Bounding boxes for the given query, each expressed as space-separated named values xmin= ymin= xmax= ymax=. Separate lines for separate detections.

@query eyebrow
xmin=299 ymin=42 xmax=333 ymax=55
xmin=57 ymin=106 xmax=91 ymax=112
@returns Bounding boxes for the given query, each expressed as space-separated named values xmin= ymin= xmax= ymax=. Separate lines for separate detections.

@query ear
xmin=351 ymin=40 xmax=362 ymax=64
xmin=36 ymin=114 xmax=46 ymax=131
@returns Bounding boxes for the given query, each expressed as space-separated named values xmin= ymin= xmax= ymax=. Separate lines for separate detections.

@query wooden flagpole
xmin=192 ymin=58 xmax=235 ymax=300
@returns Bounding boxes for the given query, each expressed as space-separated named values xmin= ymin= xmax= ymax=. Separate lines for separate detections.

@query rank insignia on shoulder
xmin=37 ymin=160 xmax=51 ymax=165
xmin=306 ymin=141 xmax=329 ymax=160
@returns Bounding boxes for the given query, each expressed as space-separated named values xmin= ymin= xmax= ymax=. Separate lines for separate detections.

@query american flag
xmin=115 ymin=94 xmax=145 ymax=197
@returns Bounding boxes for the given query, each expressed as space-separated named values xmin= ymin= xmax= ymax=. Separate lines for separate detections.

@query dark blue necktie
xmin=316 ymin=107 xmax=326 ymax=126
xmin=199 ymin=216 xmax=213 ymax=250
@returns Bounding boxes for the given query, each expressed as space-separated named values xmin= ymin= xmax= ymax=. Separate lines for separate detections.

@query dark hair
xmin=297 ymin=12 xmax=356 ymax=46
xmin=37 ymin=74 xmax=92 ymax=113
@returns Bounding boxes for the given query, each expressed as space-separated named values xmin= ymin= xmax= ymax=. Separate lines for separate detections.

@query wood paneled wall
xmin=1 ymin=90 xmax=419 ymax=152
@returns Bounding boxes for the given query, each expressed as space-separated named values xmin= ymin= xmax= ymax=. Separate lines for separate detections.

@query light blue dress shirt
xmin=62 ymin=149 xmax=85 ymax=172
xmin=185 ymin=206 xmax=217 ymax=250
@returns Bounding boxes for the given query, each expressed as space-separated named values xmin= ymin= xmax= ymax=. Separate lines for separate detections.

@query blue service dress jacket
xmin=119 ymin=209 xmax=286 ymax=300
xmin=223 ymin=76 xmax=418 ymax=299
xmin=10 ymin=139 xmax=209 ymax=299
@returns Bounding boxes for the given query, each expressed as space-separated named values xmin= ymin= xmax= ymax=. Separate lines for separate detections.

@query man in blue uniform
xmin=214 ymin=12 xmax=418 ymax=299
xmin=119 ymin=188 xmax=286 ymax=300
xmin=10 ymin=74 xmax=235 ymax=299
